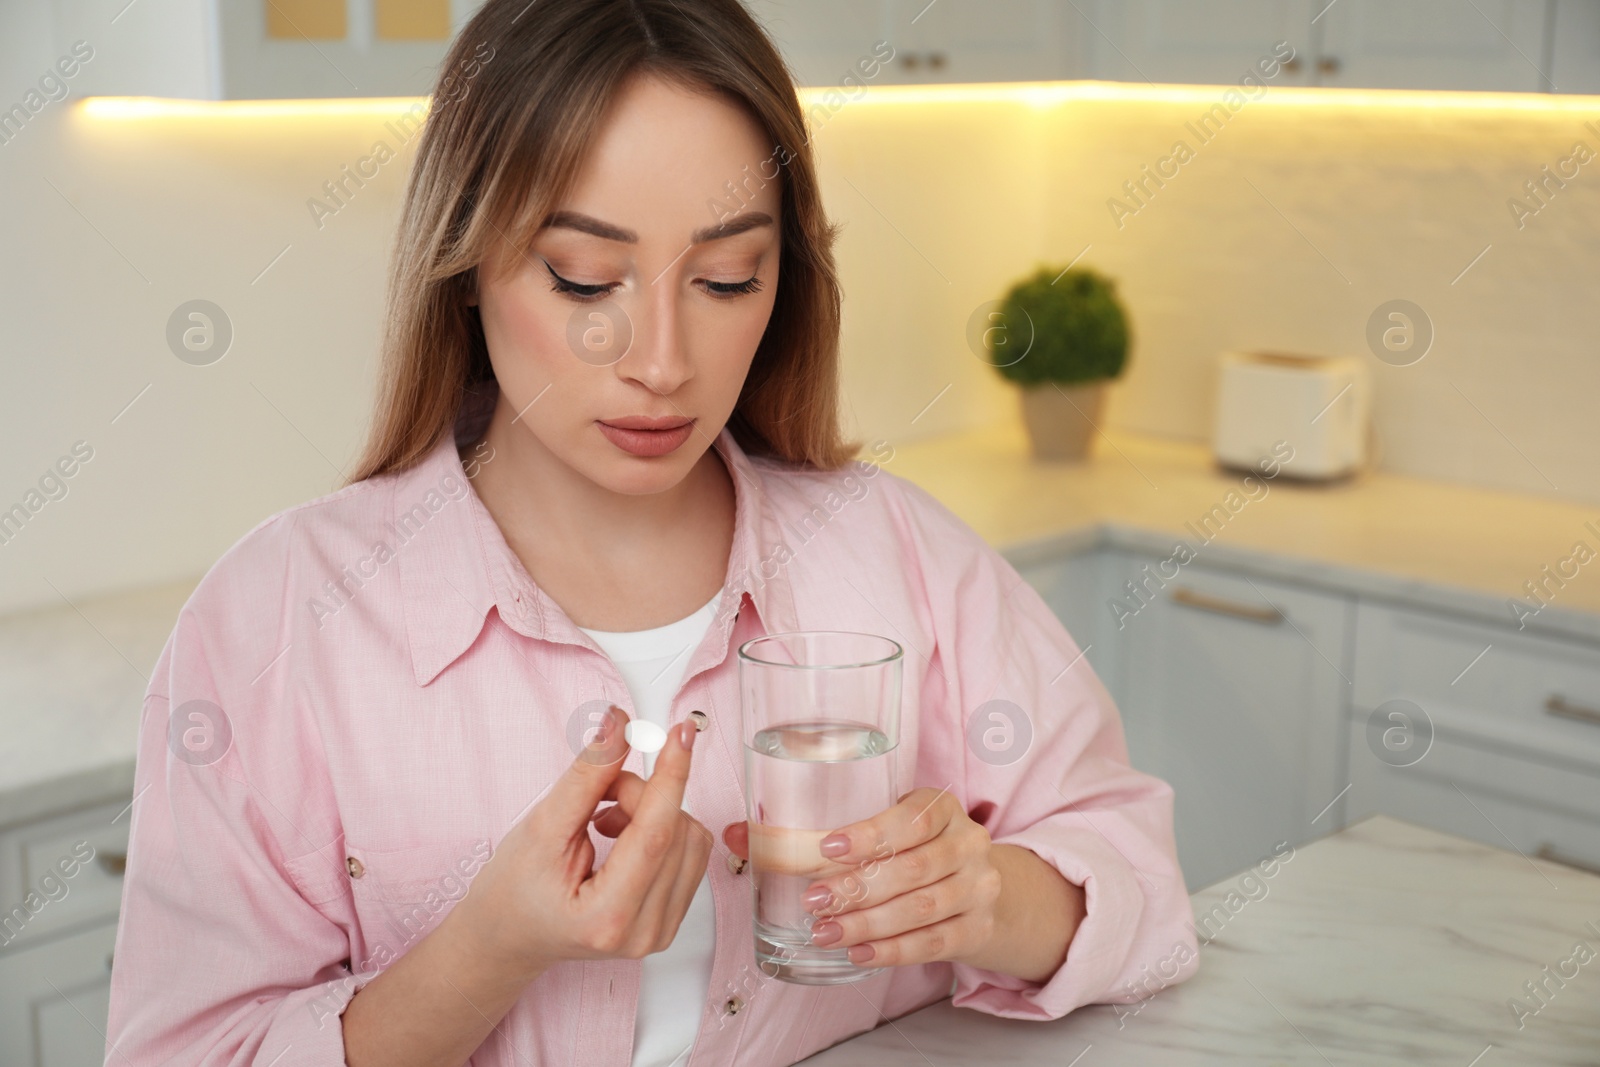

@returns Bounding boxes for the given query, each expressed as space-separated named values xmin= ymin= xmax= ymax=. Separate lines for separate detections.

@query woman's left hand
xmin=721 ymin=787 xmax=1003 ymax=968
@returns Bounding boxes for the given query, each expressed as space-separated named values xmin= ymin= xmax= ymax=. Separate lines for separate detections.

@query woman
xmin=104 ymin=1 xmax=1196 ymax=1064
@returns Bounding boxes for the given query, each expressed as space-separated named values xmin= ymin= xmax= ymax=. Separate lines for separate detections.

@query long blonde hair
xmin=346 ymin=0 xmax=856 ymax=486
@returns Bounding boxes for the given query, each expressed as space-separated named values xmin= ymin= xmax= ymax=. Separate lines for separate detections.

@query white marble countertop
xmin=800 ymin=815 xmax=1600 ymax=1066
xmin=889 ymin=422 xmax=1600 ymax=644
xmin=0 ymin=578 xmax=194 ymax=825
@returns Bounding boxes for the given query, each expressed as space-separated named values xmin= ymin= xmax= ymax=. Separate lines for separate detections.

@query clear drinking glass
xmin=738 ymin=631 xmax=903 ymax=985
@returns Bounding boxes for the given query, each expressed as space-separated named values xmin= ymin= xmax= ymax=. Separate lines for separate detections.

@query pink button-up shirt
xmin=105 ymin=421 xmax=1197 ymax=1066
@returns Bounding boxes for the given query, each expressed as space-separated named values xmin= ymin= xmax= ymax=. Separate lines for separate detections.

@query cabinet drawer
xmin=0 ymin=799 xmax=130 ymax=952
xmin=1354 ymin=601 xmax=1600 ymax=772
xmin=1346 ymin=720 xmax=1600 ymax=872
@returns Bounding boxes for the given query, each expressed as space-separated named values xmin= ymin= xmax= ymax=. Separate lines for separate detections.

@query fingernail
xmin=810 ymin=922 xmax=842 ymax=947
xmin=589 ymin=706 xmax=618 ymax=748
xmin=847 ymin=944 xmax=875 ymax=964
xmin=679 ymin=721 xmax=696 ymax=750
xmin=802 ymin=885 xmax=832 ymax=910
xmin=820 ymin=833 xmax=850 ymax=858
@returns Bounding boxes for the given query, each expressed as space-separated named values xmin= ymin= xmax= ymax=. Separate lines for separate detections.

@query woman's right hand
xmin=444 ymin=704 xmax=711 ymax=982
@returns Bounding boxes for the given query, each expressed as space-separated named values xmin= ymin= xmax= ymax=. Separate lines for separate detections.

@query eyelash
xmin=542 ymin=261 xmax=762 ymax=302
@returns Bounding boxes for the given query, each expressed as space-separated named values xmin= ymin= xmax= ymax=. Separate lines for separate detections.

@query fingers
xmin=805 ymin=824 xmax=979 ymax=919
xmin=747 ymin=823 xmax=853 ymax=880
xmin=808 ymin=868 xmax=989 ymax=955
xmin=591 ymin=771 xmax=648 ymax=838
xmin=651 ymin=817 xmax=713 ymax=953
xmin=626 ymin=812 xmax=690 ymax=950
xmin=808 ymin=840 xmax=945 ymax=920
xmin=721 ymin=821 xmax=749 ymax=860
xmin=835 ymin=910 xmax=988 ymax=969
xmin=592 ymin=721 xmax=702 ymax=900
xmin=540 ymin=705 xmax=632 ymax=834
xmin=815 ymin=787 xmax=956 ymax=866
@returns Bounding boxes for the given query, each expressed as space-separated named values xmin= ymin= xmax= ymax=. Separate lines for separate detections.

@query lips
xmin=596 ymin=416 xmax=696 ymax=458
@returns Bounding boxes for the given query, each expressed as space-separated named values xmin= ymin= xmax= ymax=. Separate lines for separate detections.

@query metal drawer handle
xmin=1536 ymin=843 xmax=1600 ymax=877
xmin=98 ymin=851 xmax=127 ymax=876
xmin=1545 ymin=695 xmax=1600 ymax=728
xmin=1170 ymin=586 xmax=1284 ymax=625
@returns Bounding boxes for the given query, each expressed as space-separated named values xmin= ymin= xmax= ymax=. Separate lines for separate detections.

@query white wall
xmin=3 ymin=6 xmax=1600 ymax=614
xmin=817 ymin=85 xmax=1600 ymax=510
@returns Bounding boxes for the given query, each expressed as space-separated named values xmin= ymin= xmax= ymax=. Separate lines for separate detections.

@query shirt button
xmin=346 ymin=856 xmax=365 ymax=879
xmin=727 ymin=852 xmax=747 ymax=875
xmin=689 ymin=710 xmax=709 ymax=731
xmin=724 ymin=995 xmax=745 ymax=1016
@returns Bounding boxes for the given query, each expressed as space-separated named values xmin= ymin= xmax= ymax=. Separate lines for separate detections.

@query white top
xmin=578 ymin=592 xmax=721 ymax=1067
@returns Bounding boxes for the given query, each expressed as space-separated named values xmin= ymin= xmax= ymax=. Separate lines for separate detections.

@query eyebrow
xmin=542 ymin=209 xmax=774 ymax=245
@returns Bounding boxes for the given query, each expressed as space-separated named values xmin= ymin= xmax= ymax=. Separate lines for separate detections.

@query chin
xmin=588 ymin=446 xmax=704 ymax=496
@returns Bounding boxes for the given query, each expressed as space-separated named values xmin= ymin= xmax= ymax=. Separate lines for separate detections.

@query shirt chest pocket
xmin=344 ymin=836 xmax=494 ymax=950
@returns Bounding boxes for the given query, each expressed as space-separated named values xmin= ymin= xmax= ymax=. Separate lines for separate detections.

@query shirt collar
xmin=396 ymin=425 xmax=800 ymax=688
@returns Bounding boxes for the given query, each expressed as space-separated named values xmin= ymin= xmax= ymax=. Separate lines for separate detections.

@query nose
xmin=618 ymin=280 xmax=692 ymax=397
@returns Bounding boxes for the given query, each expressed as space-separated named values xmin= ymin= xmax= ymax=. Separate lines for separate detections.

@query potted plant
xmin=985 ymin=265 xmax=1131 ymax=461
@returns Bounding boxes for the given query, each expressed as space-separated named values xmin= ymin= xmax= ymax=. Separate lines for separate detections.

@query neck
xmin=468 ymin=393 xmax=733 ymax=564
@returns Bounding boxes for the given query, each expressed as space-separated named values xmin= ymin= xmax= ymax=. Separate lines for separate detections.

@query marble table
xmin=801 ymin=816 xmax=1600 ymax=1066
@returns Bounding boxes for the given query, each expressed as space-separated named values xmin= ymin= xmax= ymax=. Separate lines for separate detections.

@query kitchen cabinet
xmin=1012 ymin=537 xmax=1600 ymax=892
xmin=1008 ymin=537 xmax=1120 ymax=686
xmin=1315 ymin=0 xmax=1553 ymax=93
xmin=1550 ymin=0 xmax=1600 ymax=94
xmin=749 ymin=1 xmax=891 ymax=88
xmin=1077 ymin=0 xmax=1317 ymax=87
xmin=1346 ymin=725 xmax=1600 ymax=876
xmin=1101 ymin=551 xmax=1353 ymax=890
xmin=0 ymin=921 xmax=118 ymax=1067
xmin=1345 ymin=600 xmax=1600 ymax=872
xmin=0 ymin=799 xmax=131 ymax=952
xmin=54 ymin=0 xmax=481 ymax=100
xmin=748 ymin=0 xmax=1074 ymax=86
xmin=1078 ymin=0 xmax=1564 ymax=93
xmin=1012 ymin=543 xmax=1355 ymax=891
xmin=0 ymin=797 xmax=129 ymax=1067
xmin=49 ymin=0 xmax=1600 ymax=99
xmin=883 ymin=0 xmax=1073 ymax=85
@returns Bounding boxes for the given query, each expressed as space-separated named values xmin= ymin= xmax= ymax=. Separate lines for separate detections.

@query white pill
xmin=626 ymin=719 xmax=667 ymax=754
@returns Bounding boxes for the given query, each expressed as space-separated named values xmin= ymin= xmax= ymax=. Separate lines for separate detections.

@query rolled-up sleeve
xmin=105 ymin=521 xmax=365 ymax=1065
xmin=894 ymin=480 xmax=1198 ymax=1021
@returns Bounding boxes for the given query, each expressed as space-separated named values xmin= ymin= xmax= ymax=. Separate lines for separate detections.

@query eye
xmin=543 ymin=259 xmax=617 ymax=303
xmin=701 ymin=275 xmax=764 ymax=299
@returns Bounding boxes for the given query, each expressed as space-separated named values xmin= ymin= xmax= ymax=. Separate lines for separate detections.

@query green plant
xmin=988 ymin=265 xmax=1130 ymax=386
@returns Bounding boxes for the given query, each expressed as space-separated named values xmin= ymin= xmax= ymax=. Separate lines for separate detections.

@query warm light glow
xmin=811 ymin=80 xmax=1600 ymax=112
xmin=79 ymin=79 xmax=1600 ymax=120
xmin=800 ymin=79 xmax=1600 ymax=113
xmin=78 ymin=96 xmax=431 ymax=120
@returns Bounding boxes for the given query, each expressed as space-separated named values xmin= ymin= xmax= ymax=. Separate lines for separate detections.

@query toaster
xmin=1212 ymin=351 xmax=1370 ymax=480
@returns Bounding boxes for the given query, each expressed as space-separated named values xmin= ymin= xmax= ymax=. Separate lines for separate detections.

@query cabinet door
xmin=749 ymin=0 xmax=1072 ymax=86
xmin=0 ymin=921 xmax=117 ymax=1067
xmin=1006 ymin=544 xmax=1122 ymax=699
xmin=1080 ymin=0 xmax=1315 ymax=86
xmin=884 ymin=0 xmax=1072 ymax=84
xmin=1550 ymin=0 xmax=1600 ymax=94
xmin=747 ymin=0 xmax=894 ymax=87
xmin=1316 ymin=0 xmax=1552 ymax=91
xmin=1111 ymin=554 xmax=1352 ymax=890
